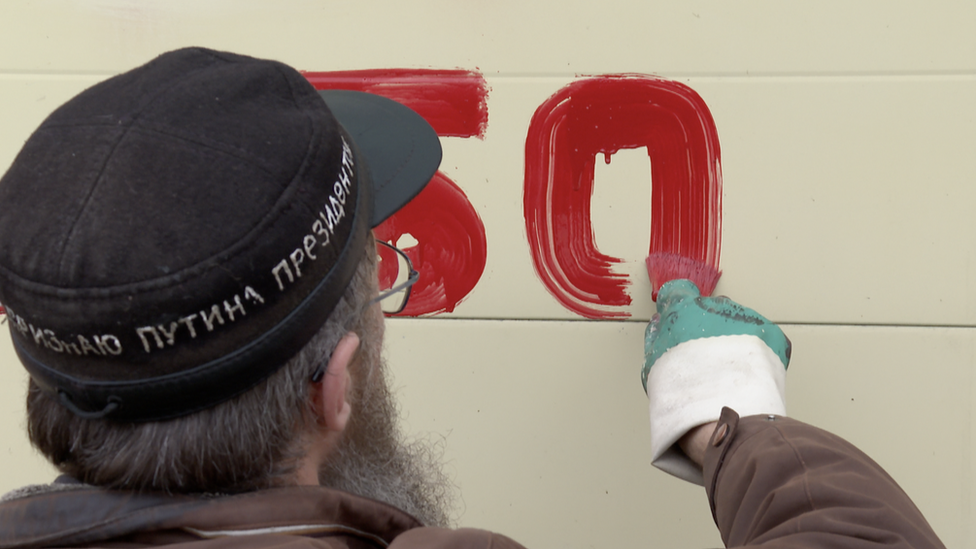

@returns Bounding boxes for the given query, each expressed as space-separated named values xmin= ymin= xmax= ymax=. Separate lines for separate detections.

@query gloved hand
xmin=643 ymin=279 xmax=791 ymax=485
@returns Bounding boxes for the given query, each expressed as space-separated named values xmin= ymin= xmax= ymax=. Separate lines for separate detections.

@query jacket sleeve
xmin=703 ymin=407 xmax=945 ymax=548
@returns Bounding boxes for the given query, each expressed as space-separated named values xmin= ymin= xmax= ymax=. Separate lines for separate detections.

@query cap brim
xmin=318 ymin=90 xmax=442 ymax=227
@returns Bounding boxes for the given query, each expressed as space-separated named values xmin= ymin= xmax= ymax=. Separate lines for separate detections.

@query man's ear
xmin=310 ymin=332 xmax=359 ymax=434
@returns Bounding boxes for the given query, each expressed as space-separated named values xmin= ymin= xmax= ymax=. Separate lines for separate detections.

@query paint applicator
xmin=646 ymin=252 xmax=722 ymax=302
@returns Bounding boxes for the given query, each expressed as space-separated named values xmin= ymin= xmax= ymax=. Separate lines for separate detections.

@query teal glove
xmin=642 ymin=279 xmax=791 ymax=485
xmin=642 ymin=279 xmax=791 ymax=392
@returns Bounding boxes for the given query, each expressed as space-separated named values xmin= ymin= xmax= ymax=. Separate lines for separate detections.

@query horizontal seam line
xmin=385 ymin=317 xmax=976 ymax=329
xmin=1 ymin=70 xmax=975 ymax=79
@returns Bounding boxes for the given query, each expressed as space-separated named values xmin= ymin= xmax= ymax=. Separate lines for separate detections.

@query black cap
xmin=0 ymin=47 xmax=441 ymax=421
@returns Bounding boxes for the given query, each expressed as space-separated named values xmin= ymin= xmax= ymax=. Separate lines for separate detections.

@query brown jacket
xmin=0 ymin=409 xmax=945 ymax=548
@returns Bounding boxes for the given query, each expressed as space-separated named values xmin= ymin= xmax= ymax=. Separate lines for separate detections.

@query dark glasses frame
xmin=368 ymin=240 xmax=419 ymax=316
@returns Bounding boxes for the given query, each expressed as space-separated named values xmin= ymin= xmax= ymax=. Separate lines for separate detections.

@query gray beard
xmin=317 ymin=350 xmax=457 ymax=527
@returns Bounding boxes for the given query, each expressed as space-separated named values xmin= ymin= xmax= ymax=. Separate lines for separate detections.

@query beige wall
xmin=1 ymin=1 xmax=974 ymax=546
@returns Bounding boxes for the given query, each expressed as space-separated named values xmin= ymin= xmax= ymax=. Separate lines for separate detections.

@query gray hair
xmin=26 ymin=243 xmax=378 ymax=494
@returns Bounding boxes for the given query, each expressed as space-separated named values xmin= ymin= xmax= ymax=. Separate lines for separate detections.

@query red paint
xmin=304 ymin=69 xmax=490 ymax=316
xmin=524 ymin=75 xmax=723 ymax=319
xmin=374 ymin=174 xmax=487 ymax=316
xmin=303 ymin=69 xmax=489 ymax=138
xmin=305 ymin=70 xmax=720 ymax=318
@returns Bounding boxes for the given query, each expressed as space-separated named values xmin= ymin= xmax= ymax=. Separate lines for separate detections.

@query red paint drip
xmin=303 ymin=69 xmax=489 ymax=139
xmin=524 ymin=75 xmax=723 ymax=319
xmin=374 ymin=174 xmax=487 ymax=316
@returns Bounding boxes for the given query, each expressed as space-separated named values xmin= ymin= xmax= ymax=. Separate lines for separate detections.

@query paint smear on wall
xmin=304 ymin=69 xmax=489 ymax=315
xmin=524 ymin=75 xmax=722 ymax=319
xmin=374 ymin=173 xmax=487 ymax=316
xmin=303 ymin=69 xmax=489 ymax=139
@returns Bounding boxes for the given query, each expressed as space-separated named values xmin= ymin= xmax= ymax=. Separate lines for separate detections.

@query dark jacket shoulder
xmin=0 ymin=484 xmax=526 ymax=548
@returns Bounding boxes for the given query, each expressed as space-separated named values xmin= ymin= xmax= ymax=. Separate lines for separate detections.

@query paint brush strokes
xmin=374 ymin=173 xmax=487 ymax=316
xmin=304 ymin=69 xmax=489 ymax=315
xmin=524 ymin=75 xmax=722 ymax=319
xmin=303 ymin=69 xmax=489 ymax=139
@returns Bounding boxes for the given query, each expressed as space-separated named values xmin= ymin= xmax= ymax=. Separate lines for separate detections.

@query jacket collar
xmin=0 ymin=482 xmax=422 ymax=548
